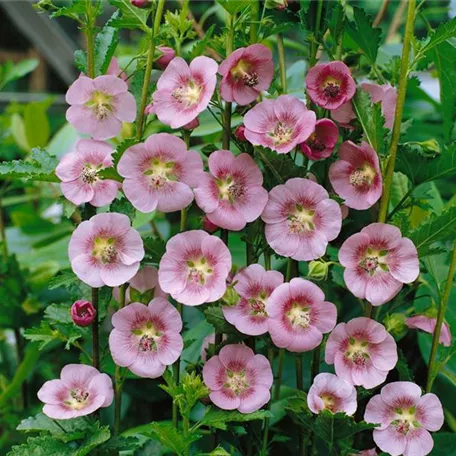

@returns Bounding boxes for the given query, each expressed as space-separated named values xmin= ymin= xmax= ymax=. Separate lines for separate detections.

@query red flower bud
xmin=156 ymin=46 xmax=176 ymax=70
xmin=131 ymin=0 xmax=150 ymax=8
xmin=183 ymin=117 xmax=200 ymax=131
xmin=203 ymin=216 xmax=218 ymax=233
xmin=71 ymin=300 xmax=96 ymax=327
xmin=234 ymin=125 xmax=246 ymax=142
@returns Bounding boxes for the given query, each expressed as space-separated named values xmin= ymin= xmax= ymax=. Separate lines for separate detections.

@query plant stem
xmin=374 ymin=0 xmax=391 ymax=27
xmin=273 ymin=348 xmax=285 ymax=401
xmin=310 ymin=344 xmax=321 ymax=383
xmin=0 ymin=198 xmax=8 ymax=261
xmin=91 ymin=287 xmax=100 ymax=370
xmin=277 ymin=34 xmax=287 ymax=94
xmin=296 ymin=354 xmax=306 ymax=456
xmin=426 ymin=241 xmax=456 ymax=392
xmin=222 ymin=12 xmax=234 ymax=149
xmin=309 ymin=0 xmax=324 ymax=67
xmin=261 ymin=347 xmax=275 ymax=456
xmin=250 ymin=0 xmax=259 ymax=44
xmin=136 ymin=0 xmax=165 ymax=141
xmin=183 ymin=414 xmax=191 ymax=456
xmin=377 ymin=0 xmax=415 ymax=223
xmin=114 ymin=283 xmax=127 ymax=436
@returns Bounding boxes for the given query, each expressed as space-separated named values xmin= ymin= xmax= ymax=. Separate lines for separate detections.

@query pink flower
xmin=329 ymin=141 xmax=382 ymax=210
xmin=37 ymin=364 xmax=113 ymax=419
xmin=71 ymin=300 xmax=96 ymax=327
xmin=222 ymin=264 xmax=284 ymax=336
xmin=200 ymin=333 xmax=227 ymax=362
xmin=361 ymin=83 xmax=397 ymax=129
xmin=55 ymin=139 xmax=119 ymax=207
xmin=109 ymin=299 xmax=183 ymax=378
xmin=331 ymin=101 xmax=356 ymax=127
xmin=300 ymin=118 xmax=339 ymax=160
xmin=244 ymin=95 xmax=316 ymax=154
xmin=113 ymin=266 xmax=167 ymax=305
xmin=261 ymin=178 xmax=342 ymax=261
xmin=153 ymin=56 xmax=218 ymax=129
xmin=106 ymin=58 xmax=128 ymax=83
xmin=117 ymin=133 xmax=204 ymax=213
xmin=266 ymin=278 xmax=337 ymax=352
xmin=306 ymin=61 xmax=356 ymax=110
xmin=202 ymin=216 xmax=219 ymax=233
xmin=406 ymin=316 xmax=452 ymax=347
xmin=194 ymin=150 xmax=268 ymax=231
xmin=219 ymin=44 xmax=274 ymax=106
xmin=66 ymin=74 xmax=136 ymax=140
xmin=158 ymin=230 xmax=232 ymax=306
xmin=69 ymin=213 xmax=144 ymax=288
xmin=307 ymin=373 xmax=357 ymax=415
xmin=364 ymin=381 xmax=444 ymax=456
xmin=325 ymin=317 xmax=398 ymax=389
xmin=339 ymin=223 xmax=419 ymax=306
xmin=202 ymin=344 xmax=273 ymax=413
xmin=234 ymin=125 xmax=247 ymax=142
xmin=156 ymin=46 xmax=176 ymax=70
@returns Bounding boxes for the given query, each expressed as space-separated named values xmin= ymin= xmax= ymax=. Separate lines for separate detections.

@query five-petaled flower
xmin=300 ymin=118 xmax=339 ymax=161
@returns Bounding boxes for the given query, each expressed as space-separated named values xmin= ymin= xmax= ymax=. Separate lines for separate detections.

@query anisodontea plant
xmin=5 ymin=1 xmax=456 ymax=456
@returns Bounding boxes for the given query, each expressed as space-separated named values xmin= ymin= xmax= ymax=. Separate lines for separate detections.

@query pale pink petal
xmin=364 ymin=394 xmax=395 ymax=429
xmin=388 ymin=237 xmax=419 ymax=284
xmin=61 ymin=180 xmax=94 ymax=206
xmin=112 ymin=92 xmax=137 ymax=122
xmin=60 ymin=364 xmax=99 ymax=389
xmin=325 ymin=323 xmax=348 ymax=364
xmin=381 ymin=382 xmax=422 ymax=408
xmin=287 ymin=325 xmax=323 ymax=352
xmin=88 ymin=374 xmax=114 ymax=407
xmin=403 ymin=428 xmax=434 ymax=456
xmin=210 ymin=390 xmax=241 ymax=410
xmin=369 ymin=333 xmax=398 ymax=371
xmin=71 ymin=254 xmax=104 ymax=288
xmin=100 ymin=261 xmax=140 ymax=287
xmin=203 ymin=355 xmax=226 ymax=391
xmin=416 ymin=393 xmax=444 ymax=431
xmin=37 ymin=380 xmax=67 ymax=405
xmin=311 ymin=301 xmax=337 ymax=333
xmin=373 ymin=427 xmax=407 ymax=456
xmin=238 ymin=386 xmax=270 ymax=413
xmin=90 ymin=180 xmax=119 ymax=207
xmin=345 ymin=317 xmax=387 ymax=343
xmin=66 ymin=76 xmax=95 ymax=104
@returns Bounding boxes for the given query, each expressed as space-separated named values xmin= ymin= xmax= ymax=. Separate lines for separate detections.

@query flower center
xmin=345 ymin=338 xmax=370 ymax=366
xmin=132 ymin=320 xmax=161 ymax=352
xmin=247 ymin=293 xmax=268 ymax=317
xmin=172 ymin=80 xmax=202 ymax=107
xmin=217 ymin=175 xmax=244 ymax=203
xmin=359 ymin=248 xmax=389 ymax=276
xmin=231 ymin=60 xmax=259 ymax=87
xmin=392 ymin=407 xmax=421 ymax=435
xmin=306 ymin=135 xmax=326 ymax=152
xmin=268 ymin=122 xmax=293 ymax=145
xmin=80 ymin=164 xmax=100 ymax=184
xmin=287 ymin=303 xmax=311 ymax=328
xmin=187 ymin=257 xmax=213 ymax=285
xmin=321 ymin=394 xmax=338 ymax=413
xmin=224 ymin=370 xmax=249 ymax=396
xmin=144 ymin=158 xmax=177 ymax=189
xmin=65 ymin=388 xmax=89 ymax=409
xmin=93 ymin=237 xmax=118 ymax=264
xmin=288 ymin=204 xmax=315 ymax=233
xmin=349 ymin=164 xmax=376 ymax=187
xmin=323 ymin=78 xmax=341 ymax=99
xmin=88 ymin=91 xmax=113 ymax=120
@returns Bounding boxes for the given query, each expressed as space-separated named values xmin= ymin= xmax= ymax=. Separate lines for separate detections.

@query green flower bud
xmin=265 ymin=0 xmax=288 ymax=10
xmin=308 ymin=260 xmax=329 ymax=281
xmin=384 ymin=312 xmax=407 ymax=337
xmin=221 ymin=286 xmax=240 ymax=307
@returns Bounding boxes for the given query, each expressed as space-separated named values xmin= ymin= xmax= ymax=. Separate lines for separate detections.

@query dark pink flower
xmin=109 ymin=299 xmax=183 ymax=378
xmin=156 ymin=46 xmax=176 ymax=70
xmin=37 ymin=364 xmax=113 ymax=419
xmin=325 ymin=317 xmax=398 ymax=389
xmin=71 ymin=300 xmax=96 ymax=327
xmin=69 ymin=213 xmax=144 ymax=288
xmin=329 ymin=141 xmax=382 ymax=210
xmin=131 ymin=0 xmax=149 ymax=7
xmin=266 ymin=278 xmax=337 ymax=352
xmin=219 ymin=44 xmax=274 ymax=106
xmin=202 ymin=216 xmax=219 ymax=233
xmin=183 ymin=117 xmax=199 ymax=130
xmin=308 ymin=373 xmax=357 ymax=415
xmin=66 ymin=74 xmax=136 ymax=140
xmin=153 ymin=56 xmax=218 ymax=129
xmin=300 ymin=118 xmax=339 ymax=160
xmin=306 ymin=61 xmax=356 ymax=110
xmin=223 ymin=264 xmax=284 ymax=336
xmin=261 ymin=178 xmax=342 ymax=261
xmin=118 ymin=133 xmax=204 ymax=213
xmin=202 ymin=344 xmax=273 ymax=413
xmin=55 ymin=139 xmax=119 ymax=207
xmin=361 ymin=83 xmax=397 ymax=129
xmin=339 ymin=223 xmax=419 ymax=306
xmin=365 ymin=381 xmax=444 ymax=456
xmin=194 ymin=150 xmax=268 ymax=231
xmin=406 ymin=316 xmax=452 ymax=347
xmin=244 ymin=95 xmax=316 ymax=154
xmin=158 ymin=230 xmax=232 ymax=306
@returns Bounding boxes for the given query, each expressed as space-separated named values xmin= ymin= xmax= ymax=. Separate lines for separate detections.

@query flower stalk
xmin=91 ymin=287 xmax=100 ymax=370
xmin=222 ymin=12 xmax=234 ymax=149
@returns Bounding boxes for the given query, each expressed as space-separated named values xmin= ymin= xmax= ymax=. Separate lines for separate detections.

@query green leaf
xmin=0 ymin=148 xmax=59 ymax=182
xmin=75 ymin=425 xmax=111 ymax=456
xmin=109 ymin=197 xmax=136 ymax=223
xmin=143 ymin=236 xmax=166 ymax=264
xmin=396 ymin=349 xmax=415 ymax=382
xmin=0 ymin=59 xmax=39 ymax=90
xmin=10 ymin=113 xmax=29 ymax=152
xmin=74 ymin=49 xmax=88 ymax=73
xmin=147 ymin=422 xmax=200 ymax=454
xmin=189 ymin=24 xmax=216 ymax=60
xmin=198 ymin=408 xmax=272 ymax=431
xmin=408 ymin=205 xmax=456 ymax=257
xmin=396 ymin=143 xmax=456 ymax=187
xmin=346 ymin=6 xmax=382 ymax=64
xmin=352 ymin=90 xmax=387 ymax=153
xmin=7 ymin=436 xmax=71 ymax=456
xmin=23 ymin=322 xmax=58 ymax=349
xmin=419 ymin=16 xmax=456 ymax=57
xmin=432 ymin=432 xmax=456 ymax=455
xmin=95 ymin=12 xmax=120 ymax=75
xmin=44 ymin=303 xmax=73 ymax=325
xmin=24 ymin=101 xmax=51 ymax=148
xmin=50 ymin=0 xmax=88 ymax=19
xmin=216 ymin=0 xmax=251 ymax=15
xmin=108 ymin=0 xmax=150 ymax=32
xmin=204 ymin=305 xmax=238 ymax=335
xmin=432 ymin=42 xmax=456 ymax=141
xmin=48 ymin=269 xmax=79 ymax=290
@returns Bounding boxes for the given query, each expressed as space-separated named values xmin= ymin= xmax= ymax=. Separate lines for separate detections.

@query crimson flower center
xmin=307 ymin=136 xmax=326 ymax=152
xmin=360 ymin=248 xmax=389 ymax=276
xmin=172 ymin=80 xmax=202 ymax=107
xmin=231 ymin=60 xmax=259 ymax=87
xmin=323 ymin=81 xmax=341 ymax=99
xmin=248 ymin=294 xmax=268 ymax=317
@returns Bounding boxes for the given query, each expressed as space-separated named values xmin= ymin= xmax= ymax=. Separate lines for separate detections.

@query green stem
xmin=296 ymin=354 xmax=306 ymax=456
xmin=273 ymin=348 xmax=285 ymax=401
xmin=0 ymin=197 xmax=8 ymax=261
xmin=309 ymin=0 xmax=324 ymax=67
xmin=91 ymin=287 xmax=100 ymax=370
xmin=250 ymin=0 xmax=259 ymax=44
xmin=114 ymin=283 xmax=128 ymax=436
xmin=222 ymin=13 xmax=234 ymax=149
xmin=135 ymin=0 xmax=165 ymax=141
xmin=183 ymin=414 xmax=191 ymax=456
xmin=277 ymin=34 xmax=287 ymax=94
xmin=264 ymin=251 xmax=271 ymax=271
xmin=261 ymin=347 xmax=275 ymax=456
xmin=426 ymin=241 xmax=456 ymax=392
xmin=246 ymin=223 xmax=255 ymax=265
xmin=377 ymin=0 xmax=416 ymax=223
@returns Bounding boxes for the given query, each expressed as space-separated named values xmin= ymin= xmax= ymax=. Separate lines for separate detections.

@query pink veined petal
xmin=364 ymin=394 xmax=395 ymax=429
xmin=148 ymin=298 xmax=183 ymax=332
xmin=246 ymin=354 xmax=273 ymax=389
xmin=311 ymin=301 xmax=337 ymax=334
xmin=90 ymin=111 xmax=123 ymax=140
xmin=261 ymin=184 xmax=295 ymax=224
xmin=369 ymin=332 xmax=398 ymax=371
xmin=364 ymin=270 xmax=403 ymax=306
xmin=345 ymin=317 xmax=387 ymax=343
xmin=380 ymin=381 xmax=422 ymax=408
xmin=207 ymin=149 xmax=236 ymax=177
xmin=268 ymin=318 xmax=293 ymax=349
xmin=373 ymin=426 xmax=407 ymax=456
xmin=93 ymin=75 xmax=128 ymax=95
xmin=162 ymin=230 xmax=208 ymax=261
xmin=60 ymin=364 xmax=100 ymax=389
xmin=116 ymin=143 xmax=149 ymax=178
xmin=111 ymin=302 xmax=149 ymax=330
xmin=218 ymin=48 xmax=245 ymax=76
xmin=243 ymin=99 xmax=277 ymax=133
xmin=210 ymin=389 xmax=241 ymax=410
xmin=194 ymin=173 xmax=220 ymax=214
xmin=415 ymin=393 xmax=444 ymax=431
xmin=403 ymin=428 xmax=434 ymax=456
xmin=333 ymin=351 xmax=355 ymax=385
xmin=128 ymin=354 xmax=166 ymax=379
xmin=232 ymin=83 xmax=260 ymax=106
xmin=286 ymin=325 xmax=323 ymax=352
xmin=360 ymin=223 xmax=402 ymax=250
xmin=157 ymin=256 xmax=188 ymax=295
xmin=219 ymin=344 xmax=254 ymax=369
xmin=156 ymin=331 xmax=184 ymax=365
xmin=203 ymin=355 xmax=227 ymax=391
xmin=314 ymin=198 xmax=342 ymax=242
xmin=351 ymin=361 xmax=388 ymax=389
xmin=289 ymin=277 xmax=325 ymax=303
xmin=88 ymin=373 xmax=114 ymax=407
xmin=201 ymin=235 xmax=232 ymax=273
xmin=37 ymin=379 xmax=67 ymax=405
xmin=238 ymin=385 xmax=271 ymax=413
xmin=100 ymin=261 xmax=140 ymax=287
xmin=112 ymin=92 xmax=137 ymax=122
xmin=265 ymin=282 xmax=292 ymax=318
xmin=116 ymin=229 xmax=145 ymax=265
xmin=108 ymin=329 xmax=140 ymax=367
xmin=56 ymin=152 xmax=84 ymax=182
xmin=71 ymin=254 xmax=104 ymax=288
xmin=122 ymin=177 xmax=159 ymax=213
xmin=157 ymin=57 xmax=191 ymax=91
xmin=90 ymin=180 xmax=119 ymax=207
xmin=325 ymin=322 xmax=348 ymax=364
xmin=339 ymin=233 xmax=370 ymax=268
xmin=265 ymin=221 xmax=301 ymax=258
xmin=291 ymin=231 xmax=330 ymax=261
xmin=226 ymin=310 xmax=269 ymax=336
xmin=361 ymin=82 xmax=387 ymax=103
xmin=172 ymin=282 xmax=211 ymax=306
xmin=156 ymin=181 xmax=194 ymax=213
xmin=76 ymin=138 xmax=115 ymax=163
xmin=66 ymin=76 xmax=95 ymax=104
xmin=343 ymin=267 xmax=368 ymax=300
xmin=388 ymin=237 xmax=420 ymax=284
xmin=61 ymin=180 xmax=95 ymax=206
xmin=206 ymin=203 xmax=247 ymax=231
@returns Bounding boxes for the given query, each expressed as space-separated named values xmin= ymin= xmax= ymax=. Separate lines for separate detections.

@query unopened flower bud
xmin=234 ymin=125 xmax=247 ymax=142
xmin=183 ymin=117 xmax=200 ymax=131
xmin=131 ymin=0 xmax=150 ymax=8
xmin=71 ymin=300 xmax=96 ymax=327
xmin=265 ymin=0 xmax=288 ymax=10
xmin=144 ymin=102 xmax=155 ymax=116
xmin=221 ymin=286 xmax=240 ymax=307
xmin=203 ymin=216 xmax=218 ymax=233
xmin=384 ymin=312 xmax=407 ymax=337
xmin=156 ymin=46 xmax=176 ymax=70
xmin=308 ymin=260 xmax=329 ymax=281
